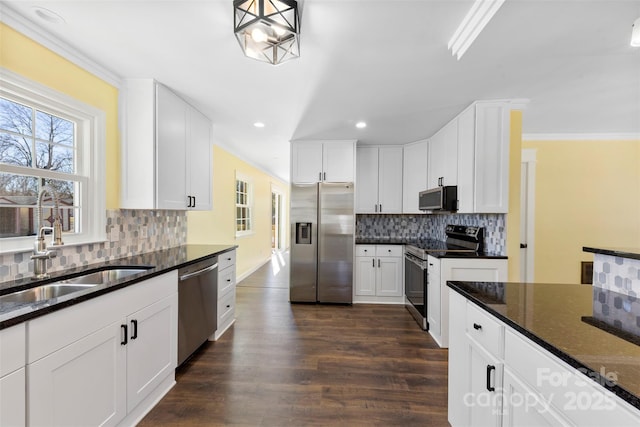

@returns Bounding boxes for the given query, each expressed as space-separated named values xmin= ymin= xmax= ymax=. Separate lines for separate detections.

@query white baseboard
xmin=236 ymin=255 xmax=272 ymax=283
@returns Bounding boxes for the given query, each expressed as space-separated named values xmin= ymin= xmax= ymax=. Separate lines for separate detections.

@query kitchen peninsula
xmin=447 ymin=278 xmax=640 ymax=426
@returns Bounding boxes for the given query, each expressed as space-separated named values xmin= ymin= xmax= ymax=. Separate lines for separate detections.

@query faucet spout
xmin=32 ymin=185 xmax=65 ymax=279
xmin=36 ymin=185 xmax=64 ymax=247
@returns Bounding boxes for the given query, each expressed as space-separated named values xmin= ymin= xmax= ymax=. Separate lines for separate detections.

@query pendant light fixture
xmin=234 ymin=0 xmax=300 ymax=65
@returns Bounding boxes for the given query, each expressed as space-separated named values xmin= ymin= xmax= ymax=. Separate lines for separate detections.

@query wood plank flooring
xmin=139 ymin=252 xmax=449 ymax=426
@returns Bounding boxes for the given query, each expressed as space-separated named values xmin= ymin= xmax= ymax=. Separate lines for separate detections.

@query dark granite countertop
xmin=355 ymin=237 xmax=507 ymax=259
xmin=583 ymin=246 xmax=640 ymax=261
xmin=0 ymin=244 xmax=237 ymax=329
xmin=448 ymin=280 xmax=640 ymax=410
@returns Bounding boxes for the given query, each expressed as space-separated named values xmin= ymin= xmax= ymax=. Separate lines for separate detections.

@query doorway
xmin=271 ymin=186 xmax=285 ymax=251
xmin=520 ymin=149 xmax=536 ymax=282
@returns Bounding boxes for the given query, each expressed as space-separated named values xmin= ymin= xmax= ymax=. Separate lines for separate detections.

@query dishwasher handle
xmin=179 ymin=263 xmax=218 ymax=281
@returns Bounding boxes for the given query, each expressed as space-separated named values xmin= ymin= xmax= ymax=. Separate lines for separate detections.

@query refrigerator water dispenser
xmin=296 ymin=222 xmax=312 ymax=244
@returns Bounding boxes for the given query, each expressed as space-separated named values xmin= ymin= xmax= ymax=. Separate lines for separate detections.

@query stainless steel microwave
xmin=419 ymin=186 xmax=458 ymax=211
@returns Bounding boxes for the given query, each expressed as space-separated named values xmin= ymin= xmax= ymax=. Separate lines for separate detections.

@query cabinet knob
xmin=473 ymin=323 xmax=482 ymax=330
xmin=226 ymin=305 xmax=231 ymax=308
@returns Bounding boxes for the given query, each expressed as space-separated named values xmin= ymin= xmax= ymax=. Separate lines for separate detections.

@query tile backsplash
xmin=356 ymin=213 xmax=506 ymax=255
xmin=0 ymin=209 xmax=187 ymax=282
xmin=592 ymin=254 xmax=640 ymax=297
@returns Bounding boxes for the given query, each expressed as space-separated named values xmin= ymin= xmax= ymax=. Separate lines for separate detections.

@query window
xmin=0 ymin=69 xmax=105 ymax=253
xmin=235 ymin=173 xmax=253 ymax=237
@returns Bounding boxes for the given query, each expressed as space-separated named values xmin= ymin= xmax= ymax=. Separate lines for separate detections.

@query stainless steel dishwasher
xmin=177 ymin=256 xmax=218 ymax=366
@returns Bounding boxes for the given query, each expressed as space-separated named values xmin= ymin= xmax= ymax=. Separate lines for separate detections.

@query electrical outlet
xmin=141 ymin=225 xmax=148 ymax=239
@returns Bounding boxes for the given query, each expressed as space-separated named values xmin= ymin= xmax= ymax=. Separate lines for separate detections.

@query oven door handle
xmin=405 ymin=253 xmax=426 ymax=270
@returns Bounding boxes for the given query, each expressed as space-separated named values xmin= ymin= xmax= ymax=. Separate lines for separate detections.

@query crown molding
xmin=522 ymin=133 xmax=640 ymax=141
xmin=0 ymin=4 xmax=122 ymax=88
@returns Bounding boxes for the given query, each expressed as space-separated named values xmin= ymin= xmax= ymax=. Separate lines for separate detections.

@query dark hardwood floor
xmin=139 ymin=252 xmax=449 ymax=426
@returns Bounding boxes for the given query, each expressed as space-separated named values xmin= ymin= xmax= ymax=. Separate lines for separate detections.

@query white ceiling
xmin=2 ymin=0 xmax=639 ymax=182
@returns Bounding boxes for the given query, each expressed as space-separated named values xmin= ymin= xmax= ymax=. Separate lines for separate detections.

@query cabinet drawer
xmin=466 ymin=301 xmax=503 ymax=357
xmin=218 ymin=267 xmax=236 ymax=297
xmin=0 ymin=323 xmax=25 ymax=377
xmin=376 ymin=245 xmax=403 ymax=257
xmin=218 ymin=250 xmax=236 ymax=271
xmin=356 ymin=245 xmax=376 ymax=257
xmin=218 ymin=290 xmax=235 ymax=326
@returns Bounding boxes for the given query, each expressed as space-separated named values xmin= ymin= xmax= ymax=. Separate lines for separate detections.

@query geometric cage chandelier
xmin=233 ymin=0 xmax=300 ymax=65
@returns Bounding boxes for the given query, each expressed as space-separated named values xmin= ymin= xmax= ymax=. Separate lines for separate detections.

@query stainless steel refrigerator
xmin=290 ymin=182 xmax=354 ymax=303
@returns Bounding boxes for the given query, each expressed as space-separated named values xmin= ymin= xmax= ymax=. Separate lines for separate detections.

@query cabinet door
xmin=474 ymin=103 xmax=510 ymax=213
xmin=376 ymin=256 xmax=403 ymax=296
xmin=355 ymin=146 xmax=379 ymax=213
xmin=429 ymin=120 xmax=458 ymax=188
xmin=427 ymin=256 xmax=441 ymax=338
xmin=0 ymin=368 xmax=25 ymax=427
xmin=156 ymin=84 xmax=188 ymax=209
xmin=28 ymin=321 xmax=127 ymax=427
xmin=188 ymin=107 xmax=213 ymax=210
xmin=468 ymin=338 xmax=503 ymax=427
xmin=377 ymin=147 xmax=403 ymax=213
xmin=503 ymin=369 xmax=567 ymax=427
xmin=291 ymin=143 xmax=323 ymax=183
xmin=448 ymin=291 xmax=469 ymax=427
xmin=126 ymin=293 xmax=178 ymax=411
xmin=355 ymin=256 xmax=376 ymax=296
xmin=402 ymin=140 xmax=428 ymax=213
xmin=323 ymin=142 xmax=355 ymax=182
xmin=456 ymin=106 xmax=475 ymax=213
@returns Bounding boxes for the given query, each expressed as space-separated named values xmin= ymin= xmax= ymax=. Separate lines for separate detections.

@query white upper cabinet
xmin=356 ymin=146 xmax=403 ymax=214
xmin=402 ymin=139 xmax=429 ymax=213
xmin=290 ymin=140 xmax=356 ymax=183
xmin=427 ymin=118 xmax=458 ymax=189
xmin=457 ymin=102 xmax=511 ymax=213
xmin=122 ymin=79 xmax=212 ymax=210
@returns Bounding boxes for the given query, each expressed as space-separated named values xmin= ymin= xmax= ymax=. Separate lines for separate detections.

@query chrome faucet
xmin=31 ymin=185 xmax=64 ymax=279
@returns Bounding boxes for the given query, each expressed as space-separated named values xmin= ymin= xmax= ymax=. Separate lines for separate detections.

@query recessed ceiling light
xmin=32 ymin=6 xmax=65 ymax=24
xmin=253 ymin=122 xmax=265 ymax=128
xmin=356 ymin=121 xmax=367 ymax=129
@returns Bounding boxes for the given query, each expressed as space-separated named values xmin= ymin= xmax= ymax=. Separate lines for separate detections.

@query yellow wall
xmin=187 ymin=145 xmax=289 ymax=279
xmin=0 ymin=23 xmax=121 ymax=209
xmin=522 ymin=139 xmax=640 ymax=284
xmin=507 ymin=111 xmax=523 ymax=281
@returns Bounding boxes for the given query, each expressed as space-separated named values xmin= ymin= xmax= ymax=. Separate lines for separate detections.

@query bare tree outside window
xmin=0 ymin=96 xmax=77 ymax=238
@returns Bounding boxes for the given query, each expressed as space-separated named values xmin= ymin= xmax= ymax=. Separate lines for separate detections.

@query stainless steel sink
xmin=0 ymin=267 xmax=151 ymax=305
xmin=57 ymin=268 xmax=150 ymax=285
xmin=0 ymin=284 xmax=97 ymax=304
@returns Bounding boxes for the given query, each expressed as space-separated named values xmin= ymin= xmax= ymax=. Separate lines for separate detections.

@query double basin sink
xmin=0 ymin=267 xmax=151 ymax=305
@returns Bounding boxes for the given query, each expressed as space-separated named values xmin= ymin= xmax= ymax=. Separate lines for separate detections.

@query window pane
xmin=0 ymin=173 xmax=39 ymax=200
xmin=0 ymin=133 xmax=33 ymax=167
xmin=0 ymin=173 xmax=78 ymax=237
xmin=35 ymin=110 xmax=74 ymax=146
xmin=0 ymin=98 xmax=32 ymax=136
xmin=35 ymin=141 xmax=74 ymax=172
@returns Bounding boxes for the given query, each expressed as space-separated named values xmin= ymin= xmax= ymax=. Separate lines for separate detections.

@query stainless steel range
xmin=404 ymin=225 xmax=484 ymax=330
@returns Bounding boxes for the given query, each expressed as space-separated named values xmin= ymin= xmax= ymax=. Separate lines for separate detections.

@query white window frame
xmin=0 ymin=68 xmax=106 ymax=253
xmin=235 ymin=171 xmax=253 ymax=238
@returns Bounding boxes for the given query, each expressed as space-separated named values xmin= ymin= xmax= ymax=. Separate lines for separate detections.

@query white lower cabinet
xmin=0 ymin=323 xmax=26 ymax=426
xmin=213 ymin=249 xmax=236 ymax=340
xmin=26 ymin=271 xmax=178 ymax=426
xmin=28 ymin=321 xmax=127 ymax=426
xmin=354 ymin=245 xmax=403 ymax=303
xmin=502 ymin=368 xmax=567 ymax=427
xmin=449 ymin=289 xmax=640 ymax=427
xmin=429 ymin=257 xmax=507 ymax=348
